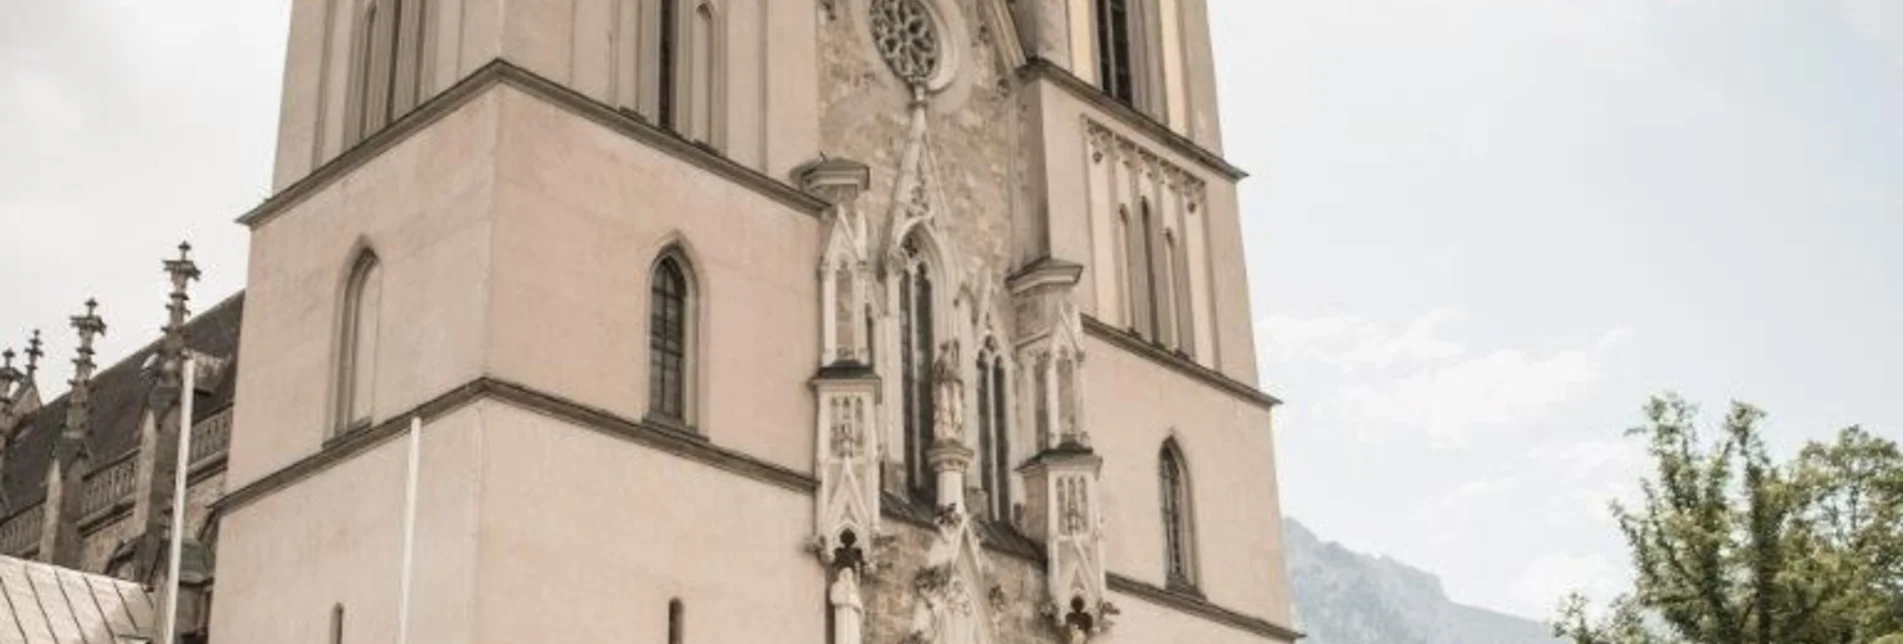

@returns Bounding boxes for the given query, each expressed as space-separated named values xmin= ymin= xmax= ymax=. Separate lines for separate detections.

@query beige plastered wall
xmin=224 ymin=78 xmax=827 ymax=640
xmin=230 ymin=88 xmax=501 ymax=489
xmin=1026 ymin=80 xmax=1259 ymax=386
xmin=472 ymin=402 xmax=824 ymax=641
xmin=484 ymin=84 xmax=822 ymax=472
xmin=210 ymin=408 xmax=483 ymax=643
xmin=1087 ymin=334 xmax=1292 ymax=627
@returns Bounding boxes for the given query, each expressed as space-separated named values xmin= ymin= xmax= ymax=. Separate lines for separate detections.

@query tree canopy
xmin=1555 ymin=394 xmax=1902 ymax=644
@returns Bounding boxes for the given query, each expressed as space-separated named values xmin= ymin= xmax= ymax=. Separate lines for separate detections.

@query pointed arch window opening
xmin=1158 ymin=228 xmax=1179 ymax=350
xmin=689 ymin=2 xmax=718 ymax=141
xmin=349 ymin=0 xmax=430 ymax=143
xmin=336 ymin=253 xmax=383 ymax=434
xmin=650 ymin=254 xmax=692 ymax=424
xmin=975 ymin=340 xmax=1011 ymax=521
xmin=657 ymin=0 xmax=679 ymax=130
xmin=1168 ymin=229 xmax=1196 ymax=357
xmin=1139 ymin=198 xmax=1160 ymax=337
xmin=1115 ymin=206 xmax=1135 ymax=329
xmin=1095 ymin=0 xmax=1136 ymax=106
xmin=1160 ymin=440 xmax=1197 ymax=589
xmin=898 ymin=236 xmax=937 ymax=505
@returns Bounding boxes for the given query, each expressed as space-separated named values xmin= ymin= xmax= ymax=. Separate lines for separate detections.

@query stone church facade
xmin=0 ymin=0 xmax=1296 ymax=642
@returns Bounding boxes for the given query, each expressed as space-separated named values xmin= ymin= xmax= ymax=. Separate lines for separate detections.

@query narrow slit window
xmin=898 ymin=235 xmax=936 ymax=504
xmin=1095 ymin=0 xmax=1135 ymax=106
xmin=658 ymin=0 xmax=680 ymax=130
xmin=668 ymin=598 xmax=684 ymax=644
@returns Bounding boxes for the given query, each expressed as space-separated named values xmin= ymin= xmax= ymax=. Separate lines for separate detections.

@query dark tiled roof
xmin=0 ymin=293 xmax=245 ymax=514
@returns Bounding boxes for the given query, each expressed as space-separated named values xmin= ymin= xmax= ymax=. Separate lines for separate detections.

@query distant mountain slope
xmin=1284 ymin=518 xmax=1559 ymax=644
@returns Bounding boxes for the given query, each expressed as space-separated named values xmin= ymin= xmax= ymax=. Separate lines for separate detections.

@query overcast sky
xmin=2 ymin=0 xmax=1899 ymax=623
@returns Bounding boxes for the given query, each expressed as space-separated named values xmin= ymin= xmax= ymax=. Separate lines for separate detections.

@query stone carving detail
xmin=831 ymin=566 xmax=866 ymax=644
xmin=1006 ymin=263 xmax=1115 ymax=640
xmin=814 ymin=386 xmax=882 ymax=573
xmin=932 ymin=339 xmax=964 ymax=443
xmin=903 ymin=489 xmax=1008 ymax=644
xmin=1084 ymin=119 xmax=1207 ymax=207
xmin=1058 ymin=476 xmax=1088 ymax=536
xmin=870 ymin=0 xmax=942 ymax=87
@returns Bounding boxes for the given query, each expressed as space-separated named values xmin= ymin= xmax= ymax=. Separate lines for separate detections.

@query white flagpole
xmin=398 ymin=415 xmax=422 ymax=644
xmin=161 ymin=356 xmax=195 ymax=644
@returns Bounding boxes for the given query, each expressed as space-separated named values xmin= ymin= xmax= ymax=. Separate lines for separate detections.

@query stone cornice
xmin=238 ymin=59 xmax=827 ymax=230
xmin=214 ymin=377 xmax=817 ymax=515
xmin=1019 ymin=57 xmax=1247 ymax=181
xmin=1107 ymin=573 xmax=1305 ymax=642
xmin=1081 ymin=315 xmax=1282 ymax=410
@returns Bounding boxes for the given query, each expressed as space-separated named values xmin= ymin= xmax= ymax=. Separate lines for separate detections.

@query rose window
xmin=870 ymin=0 xmax=941 ymax=86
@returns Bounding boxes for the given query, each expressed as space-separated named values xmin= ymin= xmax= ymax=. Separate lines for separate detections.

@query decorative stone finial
xmin=64 ymin=299 xmax=106 ymax=446
xmin=164 ymin=242 xmax=202 ymax=329
xmin=70 ymin=299 xmax=106 ymax=385
xmin=0 ymin=349 xmax=18 ymax=404
xmin=24 ymin=329 xmax=42 ymax=381
xmin=156 ymin=243 xmax=200 ymax=393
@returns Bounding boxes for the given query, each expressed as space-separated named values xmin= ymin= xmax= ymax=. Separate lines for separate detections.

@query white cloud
xmin=1529 ymin=438 xmax=1649 ymax=522
xmin=1418 ymin=476 xmax=1518 ymax=518
xmin=1258 ymin=309 xmax=1467 ymax=372
xmin=1262 ymin=310 xmax=1632 ymax=447
xmin=1842 ymin=0 xmax=1903 ymax=70
xmin=1507 ymin=551 xmax=1630 ymax=618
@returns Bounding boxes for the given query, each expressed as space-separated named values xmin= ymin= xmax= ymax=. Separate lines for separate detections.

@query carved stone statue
xmin=830 ymin=568 xmax=865 ymax=644
xmin=932 ymin=340 xmax=965 ymax=443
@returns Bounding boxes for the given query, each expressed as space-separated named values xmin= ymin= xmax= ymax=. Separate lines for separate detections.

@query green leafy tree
xmin=1554 ymin=394 xmax=1903 ymax=644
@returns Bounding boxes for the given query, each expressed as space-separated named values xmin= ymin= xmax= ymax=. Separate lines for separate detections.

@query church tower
xmin=214 ymin=0 xmax=1297 ymax=642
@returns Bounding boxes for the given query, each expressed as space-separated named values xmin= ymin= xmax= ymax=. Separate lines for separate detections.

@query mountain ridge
xmin=1285 ymin=518 xmax=1560 ymax=644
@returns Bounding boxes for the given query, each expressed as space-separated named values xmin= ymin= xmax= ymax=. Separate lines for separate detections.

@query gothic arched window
xmin=1158 ymin=228 xmax=1180 ymax=349
xmin=1168 ymin=229 xmax=1195 ymax=356
xmin=687 ymin=2 xmax=719 ymax=142
xmin=976 ymin=339 xmax=1011 ymax=521
xmin=348 ymin=0 xmax=430 ymax=143
xmin=657 ymin=0 xmax=680 ymax=129
xmin=1094 ymin=0 xmax=1136 ymax=106
xmin=647 ymin=0 xmax=722 ymax=143
xmin=337 ymin=251 xmax=383 ymax=433
xmin=1136 ymin=197 xmax=1160 ymax=337
xmin=898 ymin=234 xmax=936 ymax=503
xmin=649 ymin=251 xmax=695 ymax=425
xmin=1116 ymin=206 xmax=1135 ymax=328
xmin=1160 ymin=438 xmax=1197 ymax=589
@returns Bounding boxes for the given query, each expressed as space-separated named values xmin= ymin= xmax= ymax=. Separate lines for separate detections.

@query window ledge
xmin=641 ymin=414 xmax=705 ymax=441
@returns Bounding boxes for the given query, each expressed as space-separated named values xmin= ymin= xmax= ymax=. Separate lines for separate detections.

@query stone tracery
xmin=870 ymin=0 xmax=943 ymax=88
